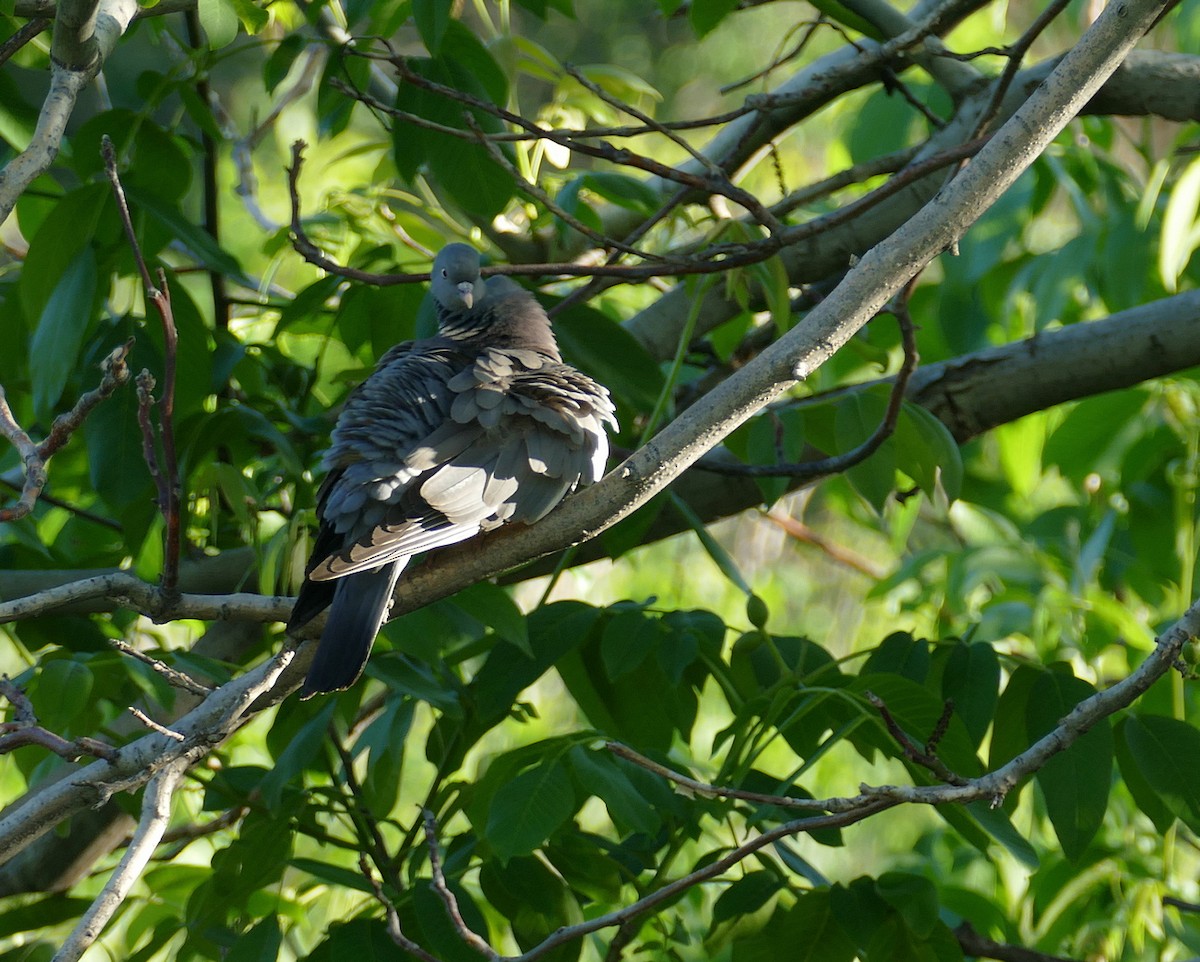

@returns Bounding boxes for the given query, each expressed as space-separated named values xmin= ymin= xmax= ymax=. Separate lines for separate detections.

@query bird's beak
xmin=457 ymin=282 xmax=475 ymax=310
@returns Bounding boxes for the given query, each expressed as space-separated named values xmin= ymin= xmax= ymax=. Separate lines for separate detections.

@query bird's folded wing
xmin=309 ymin=347 xmax=615 ymax=581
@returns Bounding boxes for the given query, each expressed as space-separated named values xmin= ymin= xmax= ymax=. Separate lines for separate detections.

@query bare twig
xmin=52 ymin=760 xmax=187 ymax=962
xmin=102 ymin=137 xmax=183 ymax=593
xmin=423 ymin=810 xmax=499 ymax=960
xmin=0 ymin=570 xmax=292 ymax=625
xmin=866 ymin=691 xmax=968 ymax=786
xmin=463 ymin=114 xmax=673 ymax=264
xmin=0 ymin=340 xmax=133 ymax=522
xmin=607 ymin=742 xmax=829 ymax=810
xmin=694 ymin=277 xmax=920 ymax=480
xmin=0 ymin=680 xmax=119 ymax=762
xmin=109 ymin=640 xmax=212 ymax=696
xmin=127 ymin=707 xmax=185 ymax=742
xmin=0 ymin=17 xmax=51 ymax=68
xmin=954 ymin=921 xmax=1080 ymax=962
xmin=967 ymin=0 xmax=1075 ymax=142
xmin=360 ymin=856 xmax=444 ymax=962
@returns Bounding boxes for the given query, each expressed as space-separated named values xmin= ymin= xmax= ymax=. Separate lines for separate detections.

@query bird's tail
xmin=299 ymin=563 xmax=403 ymax=698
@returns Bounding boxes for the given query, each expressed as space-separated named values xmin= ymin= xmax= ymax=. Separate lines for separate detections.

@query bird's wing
xmin=308 ymin=346 xmax=615 ymax=581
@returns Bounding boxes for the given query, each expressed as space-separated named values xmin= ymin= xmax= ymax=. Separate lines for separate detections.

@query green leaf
xmin=553 ymin=300 xmax=665 ymax=412
xmin=30 ymin=247 xmax=97 ymax=420
xmin=1121 ymin=714 xmax=1200 ymax=832
xmin=671 ymin=491 xmax=752 ymax=594
xmin=1043 ymin=390 xmax=1148 ymax=483
xmin=259 ymin=700 xmax=335 ymax=809
xmin=861 ymin=631 xmax=929 ymax=683
xmin=712 ymin=872 xmax=782 ymax=927
xmin=689 ymin=0 xmax=738 ymax=37
xmin=289 ymin=859 xmax=375 ymax=894
xmin=1114 ymin=716 xmax=1177 ymax=833
xmin=735 ymin=889 xmax=855 ymax=962
xmin=198 ymin=0 xmax=239 ymax=48
xmin=875 ymin=872 xmax=938 ymax=939
xmin=0 ymin=897 xmax=95 ymax=939
xmin=224 ymin=916 xmax=282 ymax=962
xmin=413 ymin=0 xmax=451 ymax=55
xmin=567 ymin=745 xmax=661 ymax=836
xmin=940 ymin=641 xmax=999 ymax=746
xmin=600 ymin=608 xmax=660 ymax=680
xmin=807 ymin=0 xmax=884 ymax=38
xmin=485 ymin=758 xmax=577 ymax=861
xmin=227 ymin=0 xmax=268 ymax=33
xmin=835 ymin=387 xmax=896 ymax=511
xmin=392 ymin=27 xmax=514 ymax=219
xmin=1160 ymin=154 xmax=1200 ymax=292
xmin=895 ymin=403 xmax=962 ymax=502
xmin=30 ymin=659 xmax=94 ymax=730
xmin=263 ymin=34 xmax=306 ymax=93
xmin=451 ymin=582 xmax=530 ymax=657
xmin=1027 ymin=671 xmax=1112 ymax=861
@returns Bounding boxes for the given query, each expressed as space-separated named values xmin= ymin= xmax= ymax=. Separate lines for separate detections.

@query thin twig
xmin=695 ymin=276 xmax=921 ymax=480
xmin=127 ymin=707 xmax=186 ymax=742
xmin=463 ymin=114 xmax=672 ymax=264
xmin=102 ymin=137 xmax=183 ymax=593
xmin=606 ymin=742 xmax=828 ymax=810
xmin=110 ymin=640 xmax=212 ymax=696
xmin=0 ymin=679 xmax=119 ymax=761
xmin=967 ymin=0 xmax=1075 ymax=142
xmin=0 ymin=340 xmax=133 ymax=522
xmin=865 ymin=691 xmax=968 ymax=786
xmin=422 ymin=810 xmax=499 ymax=960
xmin=0 ymin=18 xmax=51 ymax=69
xmin=360 ymin=856 xmax=443 ymax=962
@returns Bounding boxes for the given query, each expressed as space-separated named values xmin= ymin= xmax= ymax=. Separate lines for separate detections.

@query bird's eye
xmin=441 ymin=269 xmax=448 ymax=278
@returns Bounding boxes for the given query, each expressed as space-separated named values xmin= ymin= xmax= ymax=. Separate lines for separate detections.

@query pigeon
xmin=287 ymin=243 xmax=617 ymax=697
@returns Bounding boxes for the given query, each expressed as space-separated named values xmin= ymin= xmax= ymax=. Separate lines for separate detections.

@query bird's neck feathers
xmin=437 ymin=286 xmax=562 ymax=361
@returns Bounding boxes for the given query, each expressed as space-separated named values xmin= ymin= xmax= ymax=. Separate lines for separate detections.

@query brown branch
xmin=422 ymin=810 xmax=498 ymax=960
xmin=606 ymin=742 xmax=829 ymax=811
xmin=360 ymin=856 xmax=444 ymax=962
xmin=865 ymin=691 xmax=968 ymax=786
xmin=0 ymin=679 xmax=118 ymax=762
xmin=955 ymin=922 xmax=1080 ymax=962
xmin=0 ymin=339 xmax=133 ymax=523
xmin=0 ymin=17 xmax=50 ymax=68
xmin=103 ymin=136 xmax=182 ymax=592
xmin=763 ymin=513 xmax=888 ymax=578
xmin=968 ymin=0 xmax=1075 ymax=142
xmin=109 ymin=640 xmax=212 ymax=696
xmin=695 ymin=277 xmax=920 ymax=480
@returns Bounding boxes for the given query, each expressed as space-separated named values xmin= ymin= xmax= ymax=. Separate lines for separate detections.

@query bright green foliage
xmin=2 ymin=1 xmax=1200 ymax=961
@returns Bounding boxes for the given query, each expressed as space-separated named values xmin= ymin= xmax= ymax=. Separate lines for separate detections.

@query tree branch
xmin=0 ymin=340 xmax=133 ymax=523
xmin=0 ymin=0 xmax=139 ymax=227
xmin=51 ymin=761 xmax=187 ymax=962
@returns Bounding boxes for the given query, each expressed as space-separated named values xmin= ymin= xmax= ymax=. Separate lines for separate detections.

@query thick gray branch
xmin=0 ymin=0 xmax=139 ymax=227
xmin=384 ymin=0 xmax=1167 ymax=620
xmin=625 ymin=48 xmax=1200 ymax=361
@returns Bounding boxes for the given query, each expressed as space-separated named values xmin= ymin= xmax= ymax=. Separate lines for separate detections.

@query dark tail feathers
xmin=298 ymin=563 xmax=402 ymax=698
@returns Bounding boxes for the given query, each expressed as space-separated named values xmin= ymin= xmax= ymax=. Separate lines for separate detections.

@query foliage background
xmin=1 ymin=0 xmax=1200 ymax=960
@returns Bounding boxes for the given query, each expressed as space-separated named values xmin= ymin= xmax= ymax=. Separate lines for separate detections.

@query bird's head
xmin=432 ymin=243 xmax=487 ymax=312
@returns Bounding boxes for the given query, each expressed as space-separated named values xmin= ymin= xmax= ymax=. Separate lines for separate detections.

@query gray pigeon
xmin=288 ymin=243 xmax=617 ymax=697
